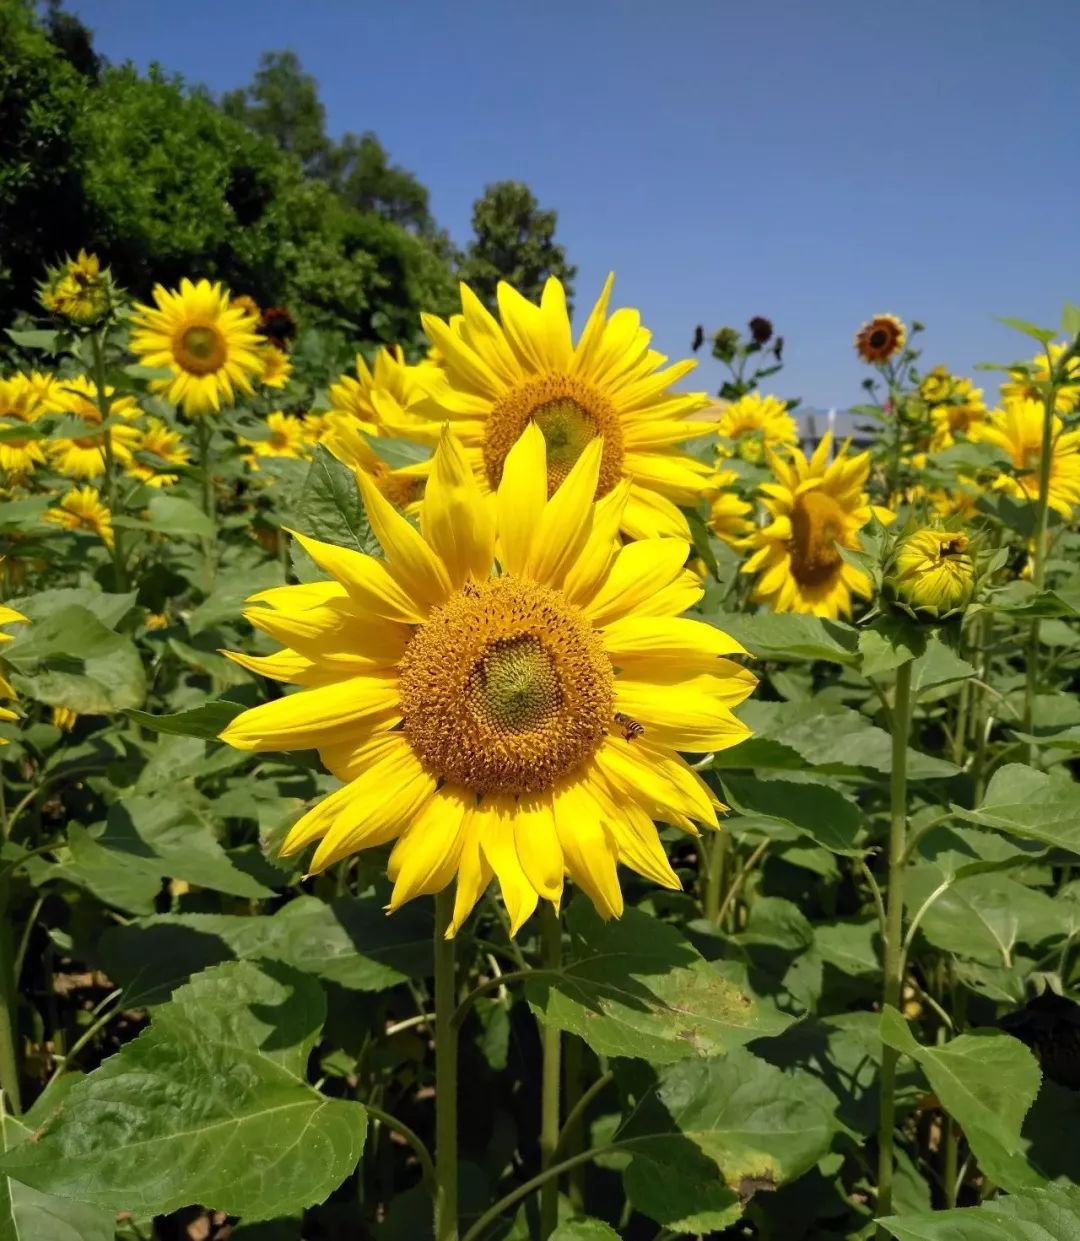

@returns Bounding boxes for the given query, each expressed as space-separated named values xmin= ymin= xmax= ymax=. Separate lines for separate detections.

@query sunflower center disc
xmin=790 ymin=490 xmax=846 ymax=585
xmin=398 ymin=576 xmax=614 ymax=794
xmin=483 ymin=374 xmax=624 ymax=499
xmin=177 ymin=325 xmax=226 ymax=374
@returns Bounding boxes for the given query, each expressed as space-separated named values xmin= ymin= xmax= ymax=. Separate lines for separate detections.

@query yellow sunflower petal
xmin=479 ymin=792 xmax=540 ymax=934
xmin=552 ymin=776 xmax=623 ymax=920
xmin=582 ymin=538 xmax=691 ymax=626
xmin=387 ymin=786 xmax=472 ymax=910
xmin=497 ymin=421 xmax=546 ymax=574
xmin=356 ymin=470 xmax=451 ymax=612
xmin=421 ymin=427 xmax=496 ymax=588
xmin=218 ymin=676 xmax=399 ymax=752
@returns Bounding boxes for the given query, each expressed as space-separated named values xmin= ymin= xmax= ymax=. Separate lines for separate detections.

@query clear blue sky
xmin=68 ymin=0 xmax=1080 ymax=408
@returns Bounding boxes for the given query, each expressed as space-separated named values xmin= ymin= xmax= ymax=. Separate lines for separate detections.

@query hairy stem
xmin=538 ymin=903 xmax=563 ymax=1239
xmin=433 ymin=889 xmax=458 ymax=1241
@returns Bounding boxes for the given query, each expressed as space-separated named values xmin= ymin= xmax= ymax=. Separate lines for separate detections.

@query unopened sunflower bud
xmin=885 ymin=529 xmax=975 ymax=622
xmin=711 ymin=326 xmax=740 ymax=363
xmin=37 ymin=250 xmax=118 ymax=328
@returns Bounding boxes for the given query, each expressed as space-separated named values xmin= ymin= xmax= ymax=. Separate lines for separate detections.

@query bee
xmin=613 ymin=712 xmax=645 ymax=742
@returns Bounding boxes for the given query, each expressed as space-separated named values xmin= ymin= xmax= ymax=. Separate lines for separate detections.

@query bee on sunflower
xmin=219 ymin=426 xmax=755 ymax=933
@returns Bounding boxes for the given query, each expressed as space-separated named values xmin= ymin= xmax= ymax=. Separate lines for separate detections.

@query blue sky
xmin=68 ymin=0 xmax=1080 ymax=407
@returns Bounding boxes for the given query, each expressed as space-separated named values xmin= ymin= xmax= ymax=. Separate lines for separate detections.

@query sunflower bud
xmin=711 ymin=326 xmax=740 ymax=363
xmin=885 ymin=529 xmax=975 ymax=623
xmin=37 ymin=250 xmax=118 ymax=329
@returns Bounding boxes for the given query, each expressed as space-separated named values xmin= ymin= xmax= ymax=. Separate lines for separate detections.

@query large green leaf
xmin=292 ymin=445 xmax=377 ymax=553
xmin=66 ymin=795 xmax=276 ymax=913
xmin=952 ymin=764 xmax=1080 ymax=855
xmin=4 ymin=604 xmax=145 ymax=712
xmin=96 ymin=894 xmax=433 ymax=1004
xmin=880 ymin=1007 xmax=1041 ymax=1158
xmin=126 ymin=698 xmax=246 ymax=740
xmin=0 ymin=961 xmax=365 ymax=1220
xmin=616 ymin=1048 xmax=839 ymax=1232
xmin=878 ymin=1183 xmax=1080 ymax=1240
xmin=550 ymin=1222 xmax=621 ymax=1240
xmin=710 ymin=611 xmax=858 ymax=664
xmin=719 ymin=774 xmax=864 ymax=854
xmin=0 ymin=1112 xmax=114 ymax=1241
xmin=8 ymin=588 xmax=136 ymax=630
xmin=526 ymin=902 xmax=792 ymax=1064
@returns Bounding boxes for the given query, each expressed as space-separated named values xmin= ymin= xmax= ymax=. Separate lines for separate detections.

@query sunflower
xmin=412 ymin=275 xmax=714 ymax=540
xmin=928 ymin=375 xmax=987 ymax=451
xmin=1001 ymin=342 xmax=1080 ymax=415
xmin=43 ymin=486 xmax=114 ymax=548
xmin=855 ymin=314 xmax=906 ymax=364
xmin=50 ymin=706 xmax=78 ymax=732
xmin=742 ymin=434 xmax=887 ymax=618
xmin=260 ymin=344 xmax=293 ymax=390
xmin=0 ymin=599 xmax=26 ymax=745
xmin=973 ymin=397 xmax=1080 ymax=519
xmin=127 ymin=417 xmax=191 ymax=487
xmin=301 ymin=412 xmax=332 ymax=445
xmin=887 ymin=529 xmax=975 ymax=621
xmin=240 ymin=411 xmax=309 ymax=470
xmin=706 ymin=469 xmax=754 ymax=547
xmin=49 ymin=376 xmax=142 ymax=480
xmin=320 ymin=414 xmax=427 ymax=511
xmin=38 ymin=250 xmax=114 ymax=327
xmin=130 ymin=278 xmax=265 ymax=416
xmin=219 ymin=426 xmax=755 ymax=933
xmin=327 ymin=346 xmax=439 ymax=435
xmin=0 ymin=373 xmax=51 ymax=478
xmin=715 ymin=393 xmax=799 ymax=464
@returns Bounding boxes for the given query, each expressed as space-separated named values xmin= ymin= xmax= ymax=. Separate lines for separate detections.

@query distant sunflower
xmin=742 ymin=434 xmax=888 ymax=618
xmin=130 ymin=278 xmax=265 ymax=416
xmin=855 ymin=314 xmax=906 ymax=364
xmin=706 ymin=469 xmax=754 ymax=547
xmin=219 ymin=426 xmax=754 ymax=933
xmin=0 ymin=373 xmax=51 ymax=478
xmin=0 ymin=598 xmax=26 ymax=745
xmin=320 ymin=414 xmax=426 ymax=512
xmin=327 ymin=346 xmax=438 ymax=435
xmin=1002 ymin=342 xmax=1080 ymax=415
xmin=49 ymin=376 xmax=142 ymax=480
xmin=260 ymin=344 xmax=293 ymax=390
xmin=240 ymin=411 xmax=309 ymax=470
xmin=44 ymin=486 xmax=114 ymax=548
xmin=715 ymin=393 xmax=798 ymax=463
xmin=127 ymin=417 xmax=191 ymax=487
xmin=928 ymin=375 xmax=987 ymax=451
xmin=974 ymin=397 xmax=1080 ymax=519
xmin=413 ymin=275 xmax=714 ymax=540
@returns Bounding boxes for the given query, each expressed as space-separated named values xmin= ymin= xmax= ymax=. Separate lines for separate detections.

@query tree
xmin=221 ymin=50 xmax=330 ymax=177
xmin=329 ymin=130 xmax=433 ymax=235
xmin=458 ymin=180 xmax=576 ymax=310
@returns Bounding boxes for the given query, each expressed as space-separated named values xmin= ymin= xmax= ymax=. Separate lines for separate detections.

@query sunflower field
xmin=1 ymin=246 xmax=1080 ymax=1241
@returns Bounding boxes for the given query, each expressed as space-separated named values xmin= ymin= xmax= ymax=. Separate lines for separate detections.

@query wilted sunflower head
xmin=748 ymin=316 xmax=774 ymax=345
xmin=855 ymin=314 xmax=906 ymax=365
xmin=885 ymin=528 xmax=975 ymax=623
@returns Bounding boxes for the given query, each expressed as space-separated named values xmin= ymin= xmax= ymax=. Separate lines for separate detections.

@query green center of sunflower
xmin=790 ymin=489 xmax=846 ymax=585
xmin=176 ymin=324 xmax=227 ymax=375
xmin=483 ymin=374 xmax=624 ymax=499
xmin=473 ymin=636 xmax=561 ymax=732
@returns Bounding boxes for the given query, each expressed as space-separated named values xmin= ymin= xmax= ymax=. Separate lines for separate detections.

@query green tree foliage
xmin=221 ymin=49 xmax=331 ymax=177
xmin=459 ymin=179 xmax=577 ymax=310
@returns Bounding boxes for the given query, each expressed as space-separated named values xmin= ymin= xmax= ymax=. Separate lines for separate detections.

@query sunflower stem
xmin=433 ymin=888 xmax=459 ymax=1241
xmin=1023 ymin=373 xmax=1056 ymax=761
xmin=703 ymin=827 xmax=727 ymax=923
xmin=89 ymin=331 xmax=127 ymax=592
xmin=876 ymin=658 xmax=912 ymax=1231
xmin=194 ymin=417 xmax=217 ymax=592
xmin=538 ymin=903 xmax=563 ymax=1238
xmin=0 ymin=876 xmax=22 ymax=1114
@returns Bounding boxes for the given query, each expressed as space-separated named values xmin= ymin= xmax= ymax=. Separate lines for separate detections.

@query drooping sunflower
xmin=742 ymin=434 xmax=888 ymax=618
xmin=127 ymin=417 xmax=191 ymax=487
xmin=43 ymin=486 xmax=114 ymax=548
xmin=320 ymin=415 xmax=426 ymax=512
xmin=715 ymin=393 xmax=799 ymax=464
xmin=327 ymin=346 xmax=440 ymax=436
xmin=411 ymin=275 xmax=715 ymax=540
xmin=706 ymin=469 xmax=754 ymax=547
xmin=0 ymin=373 xmax=52 ymax=478
xmin=130 ymin=278 xmax=265 ymax=416
xmin=1001 ymin=342 xmax=1080 ymax=415
xmin=219 ymin=426 xmax=755 ymax=933
xmin=973 ymin=397 xmax=1080 ymax=519
xmin=240 ymin=411 xmax=309 ymax=471
xmin=49 ymin=376 xmax=142 ymax=480
xmin=855 ymin=314 xmax=906 ymax=364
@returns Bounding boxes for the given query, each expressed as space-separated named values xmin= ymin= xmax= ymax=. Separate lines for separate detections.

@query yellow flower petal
xmin=479 ymin=792 xmax=540 ymax=934
xmin=420 ymin=428 xmax=495 ymax=588
xmin=527 ymin=436 xmax=601 ymax=587
xmin=388 ymin=786 xmax=472 ymax=910
xmin=288 ymin=530 xmax=425 ymax=624
xmin=497 ymin=421 xmax=546 ymax=574
xmin=513 ymin=792 xmax=564 ymax=905
xmin=219 ymin=676 xmax=399 ymax=752
xmin=356 ymin=470 xmax=451 ymax=612
xmin=582 ymin=538 xmax=691 ymax=626
xmin=552 ymin=776 xmax=623 ymax=920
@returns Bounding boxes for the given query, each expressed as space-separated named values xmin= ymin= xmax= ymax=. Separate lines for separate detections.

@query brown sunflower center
xmin=398 ymin=576 xmax=613 ymax=794
xmin=789 ymin=489 xmax=846 ymax=585
xmin=483 ymin=374 xmax=624 ymax=498
xmin=869 ymin=328 xmax=888 ymax=349
xmin=175 ymin=324 xmax=227 ymax=375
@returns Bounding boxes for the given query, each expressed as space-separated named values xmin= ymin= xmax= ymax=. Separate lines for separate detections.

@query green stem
xmin=714 ymin=839 xmax=770 ymax=929
xmin=433 ymin=889 xmax=458 ymax=1241
xmin=971 ymin=613 xmax=992 ymax=804
xmin=0 ymin=880 xmax=22 ymax=1114
xmin=562 ymin=1037 xmax=587 ymax=1211
xmin=552 ymin=1069 xmax=614 ymax=1168
xmin=876 ymin=659 xmax=912 ymax=1230
xmin=1024 ymin=378 xmax=1057 ymax=759
xmin=539 ymin=904 xmax=562 ymax=1239
xmin=363 ymin=1102 xmax=436 ymax=1194
xmin=195 ymin=418 xmax=218 ymax=592
xmin=703 ymin=828 xmax=727 ymax=922
xmin=89 ymin=332 xmax=127 ymax=592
